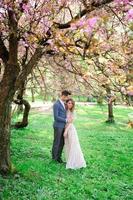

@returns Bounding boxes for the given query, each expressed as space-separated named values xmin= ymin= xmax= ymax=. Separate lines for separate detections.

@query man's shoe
xmin=57 ymin=159 xmax=66 ymax=164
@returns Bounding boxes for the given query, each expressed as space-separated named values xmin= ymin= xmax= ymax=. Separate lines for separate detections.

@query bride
xmin=64 ymin=99 xmax=86 ymax=169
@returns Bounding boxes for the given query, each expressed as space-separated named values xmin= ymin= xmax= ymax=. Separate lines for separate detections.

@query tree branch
xmin=55 ymin=0 xmax=114 ymax=29
xmin=15 ymin=47 xmax=44 ymax=90
xmin=8 ymin=9 xmax=18 ymax=65
xmin=0 ymin=36 xmax=9 ymax=65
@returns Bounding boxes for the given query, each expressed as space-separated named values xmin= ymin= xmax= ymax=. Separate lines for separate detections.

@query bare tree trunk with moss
xmin=13 ymin=96 xmax=30 ymax=128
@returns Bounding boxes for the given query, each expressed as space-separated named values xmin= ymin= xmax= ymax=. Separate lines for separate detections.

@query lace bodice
xmin=67 ymin=110 xmax=75 ymax=121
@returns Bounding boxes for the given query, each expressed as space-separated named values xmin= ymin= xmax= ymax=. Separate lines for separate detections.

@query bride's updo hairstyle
xmin=66 ymin=98 xmax=75 ymax=112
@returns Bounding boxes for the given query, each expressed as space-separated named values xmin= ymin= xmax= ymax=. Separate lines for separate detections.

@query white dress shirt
xmin=59 ymin=99 xmax=66 ymax=110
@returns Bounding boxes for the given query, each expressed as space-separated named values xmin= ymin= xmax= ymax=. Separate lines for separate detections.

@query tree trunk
xmin=17 ymin=81 xmax=26 ymax=114
xmin=104 ymin=86 xmax=115 ymax=123
xmin=106 ymin=102 xmax=115 ymax=123
xmin=21 ymin=99 xmax=30 ymax=126
xmin=13 ymin=98 xmax=30 ymax=128
xmin=0 ymin=65 xmax=18 ymax=175
xmin=0 ymin=101 xmax=12 ymax=175
xmin=31 ymin=87 xmax=35 ymax=102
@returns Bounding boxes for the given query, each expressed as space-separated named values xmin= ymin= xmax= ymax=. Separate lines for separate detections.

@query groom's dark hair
xmin=61 ymin=90 xmax=71 ymax=96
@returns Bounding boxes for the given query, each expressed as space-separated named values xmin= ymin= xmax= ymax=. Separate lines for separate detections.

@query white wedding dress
xmin=64 ymin=110 xmax=86 ymax=169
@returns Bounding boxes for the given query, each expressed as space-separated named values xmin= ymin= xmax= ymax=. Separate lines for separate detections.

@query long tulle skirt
xmin=64 ymin=124 xmax=86 ymax=169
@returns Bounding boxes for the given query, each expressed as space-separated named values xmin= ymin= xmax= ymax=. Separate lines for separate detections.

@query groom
xmin=52 ymin=90 xmax=72 ymax=163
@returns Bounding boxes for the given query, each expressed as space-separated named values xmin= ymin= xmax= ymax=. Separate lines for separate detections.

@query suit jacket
xmin=53 ymin=100 xmax=67 ymax=128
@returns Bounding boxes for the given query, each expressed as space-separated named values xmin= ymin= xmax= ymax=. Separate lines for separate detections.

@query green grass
xmin=0 ymin=105 xmax=133 ymax=200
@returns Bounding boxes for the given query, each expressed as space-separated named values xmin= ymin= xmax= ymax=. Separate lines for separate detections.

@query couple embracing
xmin=52 ymin=90 xmax=86 ymax=169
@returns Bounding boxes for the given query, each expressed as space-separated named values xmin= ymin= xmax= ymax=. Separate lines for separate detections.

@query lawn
xmin=0 ymin=105 xmax=133 ymax=200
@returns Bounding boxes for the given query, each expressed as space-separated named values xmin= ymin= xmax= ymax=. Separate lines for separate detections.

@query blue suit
xmin=53 ymin=100 xmax=67 ymax=128
xmin=52 ymin=100 xmax=67 ymax=161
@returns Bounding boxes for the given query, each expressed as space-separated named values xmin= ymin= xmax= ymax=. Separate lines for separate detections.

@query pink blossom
xmin=22 ymin=3 xmax=30 ymax=14
xmin=70 ymin=23 xmax=77 ymax=30
xmin=115 ymin=0 xmax=130 ymax=4
xmin=126 ymin=9 xmax=133 ymax=20
xmin=71 ymin=18 xmax=86 ymax=30
xmin=87 ymin=17 xmax=98 ymax=28
xmin=83 ymin=17 xmax=98 ymax=34
xmin=127 ymin=91 xmax=133 ymax=96
xmin=78 ymin=18 xmax=86 ymax=27
xmin=71 ymin=17 xmax=98 ymax=32
xmin=84 ymin=26 xmax=92 ymax=34
xmin=58 ymin=0 xmax=67 ymax=7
